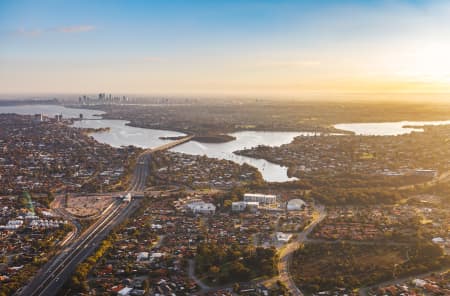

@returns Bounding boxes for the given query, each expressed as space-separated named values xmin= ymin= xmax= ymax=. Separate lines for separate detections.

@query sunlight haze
xmin=1 ymin=0 xmax=450 ymax=98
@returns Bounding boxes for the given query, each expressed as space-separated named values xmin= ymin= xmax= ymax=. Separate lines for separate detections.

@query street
xmin=276 ymin=205 xmax=327 ymax=296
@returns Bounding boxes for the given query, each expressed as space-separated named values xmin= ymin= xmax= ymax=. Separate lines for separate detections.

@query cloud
xmin=55 ymin=25 xmax=95 ymax=33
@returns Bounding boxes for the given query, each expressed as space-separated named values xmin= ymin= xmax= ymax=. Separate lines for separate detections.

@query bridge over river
xmin=128 ymin=135 xmax=194 ymax=192
xmin=18 ymin=135 xmax=193 ymax=296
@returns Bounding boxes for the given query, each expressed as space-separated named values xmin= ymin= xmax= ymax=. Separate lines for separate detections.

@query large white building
xmin=136 ymin=252 xmax=149 ymax=262
xmin=187 ymin=201 xmax=216 ymax=215
xmin=244 ymin=193 xmax=277 ymax=204
xmin=232 ymin=201 xmax=247 ymax=212
xmin=415 ymin=169 xmax=438 ymax=178
xmin=232 ymin=201 xmax=259 ymax=212
xmin=276 ymin=232 xmax=293 ymax=242
xmin=287 ymin=199 xmax=306 ymax=211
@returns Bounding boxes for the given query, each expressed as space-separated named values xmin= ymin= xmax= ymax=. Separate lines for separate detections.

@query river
xmin=3 ymin=104 xmax=450 ymax=182
xmin=0 ymin=105 xmax=299 ymax=182
xmin=0 ymin=104 xmax=103 ymax=119
xmin=171 ymin=131 xmax=306 ymax=182
xmin=334 ymin=120 xmax=450 ymax=136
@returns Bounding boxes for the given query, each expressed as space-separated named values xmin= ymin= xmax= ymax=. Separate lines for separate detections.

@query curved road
xmin=18 ymin=199 xmax=139 ymax=296
xmin=18 ymin=136 xmax=194 ymax=296
xmin=277 ymin=205 xmax=327 ymax=296
xmin=18 ymin=157 xmax=149 ymax=295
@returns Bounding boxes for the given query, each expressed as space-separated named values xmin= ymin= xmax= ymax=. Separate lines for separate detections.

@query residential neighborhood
xmin=148 ymin=151 xmax=261 ymax=189
xmin=1 ymin=111 xmax=450 ymax=296
xmin=0 ymin=114 xmax=140 ymax=195
xmin=235 ymin=126 xmax=450 ymax=188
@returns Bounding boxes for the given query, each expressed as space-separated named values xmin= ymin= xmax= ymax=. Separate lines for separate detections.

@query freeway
xmin=17 ymin=135 xmax=193 ymax=296
xmin=129 ymin=152 xmax=152 ymax=192
xmin=18 ymin=199 xmax=140 ymax=296
xmin=50 ymin=195 xmax=82 ymax=247
xmin=129 ymin=135 xmax=194 ymax=192
xmin=128 ymin=135 xmax=193 ymax=192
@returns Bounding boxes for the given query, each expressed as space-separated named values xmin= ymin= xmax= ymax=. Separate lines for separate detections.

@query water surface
xmin=171 ymin=131 xmax=308 ymax=182
xmin=335 ymin=120 xmax=450 ymax=136
xmin=72 ymin=119 xmax=186 ymax=149
xmin=0 ymin=104 xmax=300 ymax=182
xmin=13 ymin=105 xmax=450 ymax=180
xmin=0 ymin=104 xmax=104 ymax=119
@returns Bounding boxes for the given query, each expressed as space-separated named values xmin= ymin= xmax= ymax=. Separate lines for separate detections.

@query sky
xmin=1 ymin=0 xmax=450 ymax=98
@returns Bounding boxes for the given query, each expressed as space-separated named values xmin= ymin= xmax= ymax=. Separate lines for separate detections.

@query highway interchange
xmin=18 ymin=199 xmax=139 ymax=296
xmin=17 ymin=136 xmax=193 ymax=296
xmin=18 ymin=133 xmax=320 ymax=296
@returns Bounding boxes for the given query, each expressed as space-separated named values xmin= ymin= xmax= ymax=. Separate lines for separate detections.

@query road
xmin=188 ymin=259 xmax=211 ymax=291
xmin=50 ymin=194 xmax=83 ymax=247
xmin=128 ymin=135 xmax=193 ymax=192
xmin=18 ymin=199 xmax=140 ymax=296
xmin=358 ymin=267 xmax=450 ymax=296
xmin=129 ymin=152 xmax=152 ymax=192
xmin=276 ymin=205 xmax=327 ymax=296
xmin=396 ymin=170 xmax=450 ymax=191
xmin=305 ymin=238 xmax=410 ymax=246
xmin=19 ymin=175 xmax=141 ymax=295
xmin=17 ymin=135 xmax=193 ymax=296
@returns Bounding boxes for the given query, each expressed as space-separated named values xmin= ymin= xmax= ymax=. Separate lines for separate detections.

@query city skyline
xmin=1 ymin=0 xmax=450 ymax=98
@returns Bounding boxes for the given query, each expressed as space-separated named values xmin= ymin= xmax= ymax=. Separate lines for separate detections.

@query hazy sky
xmin=1 ymin=0 xmax=450 ymax=97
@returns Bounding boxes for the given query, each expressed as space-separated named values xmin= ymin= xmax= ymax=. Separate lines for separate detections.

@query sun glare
xmin=398 ymin=42 xmax=450 ymax=85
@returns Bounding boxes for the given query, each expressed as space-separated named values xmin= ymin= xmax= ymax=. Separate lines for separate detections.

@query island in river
xmin=79 ymin=127 xmax=111 ymax=134
xmin=191 ymin=134 xmax=236 ymax=143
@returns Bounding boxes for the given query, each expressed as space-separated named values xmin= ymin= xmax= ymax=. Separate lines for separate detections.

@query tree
xmin=233 ymin=283 xmax=240 ymax=292
xmin=223 ymin=199 xmax=233 ymax=209
xmin=229 ymin=261 xmax=251 ymax=281
xmin=143 ymin=279 xmax=150 ymax=292
xmin=209 ymin=265 xmax=220 ymax=275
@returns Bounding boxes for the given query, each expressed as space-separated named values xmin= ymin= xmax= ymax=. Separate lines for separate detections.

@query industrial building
xmin=243 ymin=193 xmax=277 ymax=204
xmin=232 ymin=201 xmax=259 ymax=212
